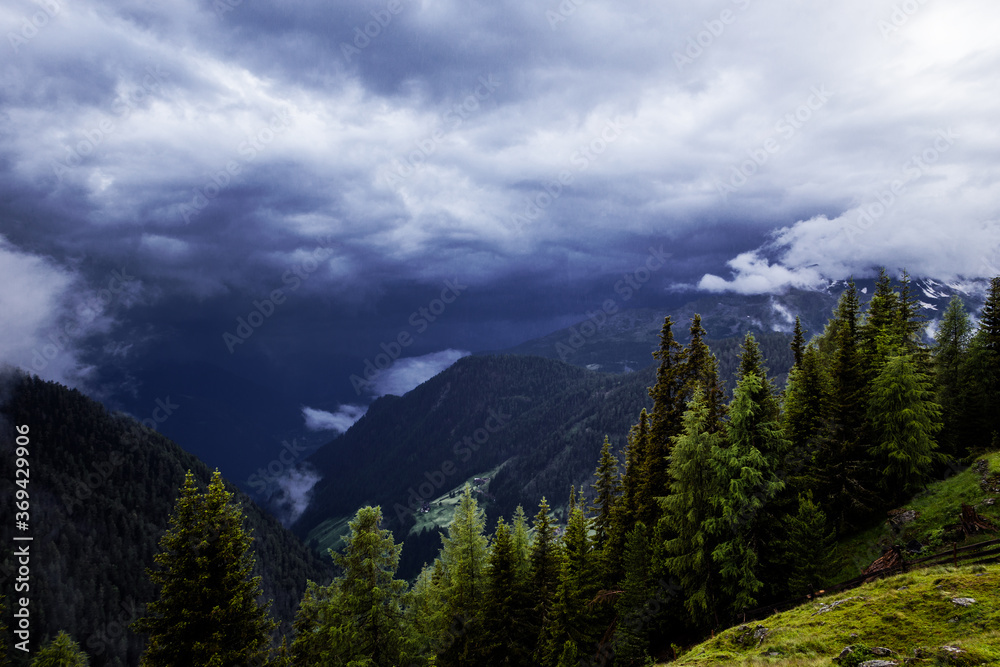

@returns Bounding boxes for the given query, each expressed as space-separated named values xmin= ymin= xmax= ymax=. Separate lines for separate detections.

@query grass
xmin=666 ymin=563 xmax=1000 ymax=666
xmin=830 ymin=451 xmax=1000 ymax=582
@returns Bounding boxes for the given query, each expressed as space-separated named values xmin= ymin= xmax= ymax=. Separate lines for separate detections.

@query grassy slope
xmin=668 ymin=563 xmax=1000 ymax=666
xmin=666 ymin=451 xmax=1000 ymax=666
xmin=831 ymin=451 xmax=1000 ymax=581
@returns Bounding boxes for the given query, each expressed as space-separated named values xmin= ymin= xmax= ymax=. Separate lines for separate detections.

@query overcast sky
xmin=2 ymin=0 xmax=1000 ymax=429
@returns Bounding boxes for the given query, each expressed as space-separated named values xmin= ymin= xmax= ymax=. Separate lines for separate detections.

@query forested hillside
xmin=284 ymin=271 xmax=1000 ymax=666
xmin=0 ymin=374 xmax=333 ymax=666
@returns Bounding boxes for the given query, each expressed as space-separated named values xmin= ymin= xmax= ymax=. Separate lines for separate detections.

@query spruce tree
xmin=868 ymin=354 xmax=943 ymax=501
xmin=782 ymin=344 xmax=832 ymax=496
xmin=613 ymin=523 xmax=654 ymax=666
xmin=590 ymin=435 xmax=621 ymax=549
xmin=529 ymin=497 xmax=561 ymax=662
xmin=622 ymin=409 xmax=653 ymax=538
xmin=132 ymin=470 xmax=277 ymax=667
xmin=780 ymin=491 xmax=835 ymax=597
xmin=438 ymin=485 xmax=489 ymax=667
xmin=643 ymin=316 xmax=687 ymax=519
xmin=289 ymin=580 xmax=332 ymax=666
xmin=791 ymin=316 xmax=806 ymax=368
xmin=681 ymin=315 xmax=726 ymax=426
xmin=935 ymin=295 xmax=973 ymax=457
xmin=712 ymin=373 xmax=785 ymax=617
xmin=895 ymin=270 xmax=926 ymax=356
xmin=859 ymin=268 xmax=900 ymax=379
xmin=479 ymin=517 xmax=533 ymax=667
xmin=660 ymin=390 xmax=724 ymax=628
xmin=29 ymin=631 xmax=89 ymax=667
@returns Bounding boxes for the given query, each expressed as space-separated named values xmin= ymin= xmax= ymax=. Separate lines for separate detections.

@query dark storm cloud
xmin=1 ymin=0 xmax=999 ymax=387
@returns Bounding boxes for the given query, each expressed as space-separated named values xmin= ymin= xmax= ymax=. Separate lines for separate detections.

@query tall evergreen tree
xmin=868 ymin=354 xmax=943 ymax=502
xmin=791 ymin=316 xmax=806 ymax=368
xmin=681 ymin=315 xmax=726 ymax=426
xmin=935 ymin=295 xmax=973 ymax=457
xmin=438 ymin=485 xmax=489 ymax=667
xmin=643 ymin=316 xmax=687 ymax=520
xmin=479 ymin=517 xmax=533 ymax=667
xmin=529 ymin=497 xmax=561 ymax=663
xmin=660 ymin=390 xmax=724 ymax=628
xmin=613 ymin=523 xmax=654 ymax=666
xmin=132 ymin=470 xmax=277 ymax=667
xmin=779 ymin=491 xmax=835 ymax=597
xmin=29 ymin=631 xmax=89 ymax=667
xmin=895 ymin=270 xmax=926 ymax=357
xmin=623 ymin=409 xmax=654 ymax=539
xmin=590 ymin=436 xmax=621 ymax=550
xmin=782 ymin=344 xmax=832 ymax=496
xmin=859 ymin=268 xmax=901 ymax=378
xmin=541 ymin=501 xmax=598 ymax=665
xmin=289 ymin=580 xmax=333 ymax=666
xmin=712 ymin=373 xmax=786 ymax=617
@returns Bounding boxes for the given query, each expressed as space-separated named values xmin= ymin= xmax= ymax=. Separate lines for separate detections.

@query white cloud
xmin=302 ymin=404 xmax=367 ymax=433
xmin=368 ymin=349 xmax=470 ymax=397
xmin=270 ymin=465 xmax=322 ymax=525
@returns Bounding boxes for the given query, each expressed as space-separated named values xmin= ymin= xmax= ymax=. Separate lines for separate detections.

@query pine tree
xmin=735 ymin=332 xmax=780 ymax=425
xmin=895 ymin=270 xmax=926 ymax=356
xmin=780 ymin=491 xmax=835 ymax=597
xmin=613 ymin=523 xmax=653 ymax=666
xmin=622 ymin=409 xmax=653 ymax=538
xmin=643 ymin=316 xmax=687 ymax=521
xmin=289 ymin=580 xmax=332 ymax=666
xmin=29 ymin=631 xmax=89 ymax=667
xmin=976 ymin=277 xmax=1000 ymax=443
xmin=479 ymin=517 xmax=533 ymax=667
xmin=782 ymin=344 xmax=832 ymax=496
xmin=403 ymin=562 xmax=448 ymax=665
xmin=712 ymin=373 xmax=786 ymax=616
xmin=132 ymin=470 xmax=277 ymax=667
xmin=590 ymin=435 xmax=621 ymax=549
xmin=529 ymin=497 xmax=561 ymax=662
xmin=541 ymin=500 xmax=598 ymax=665
xmin=660 ymin=390 xmax=724 ymax=628
xmin=859 ymin=268 xmax=900 ymax=379
xmin=438 ymin=485 xmax=489 ymax=667
xmin=682 ymin=314 xmax=726 ymax=426
xmin=935 ymin=295 xmax=973 ymax=457
xmin=791 ymin=316 xmax=806 ymax=368
xmin=868 ymin=354 xmax=943 ymax=501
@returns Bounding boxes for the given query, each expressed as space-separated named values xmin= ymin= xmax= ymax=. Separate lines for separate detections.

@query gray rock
xmin=871 ymin=647 xmax=894 ymax=656
xmin=857 ymin=661 xmax=897 ymax=667
xmin=951 ymin=597 xmax=976 ymax=607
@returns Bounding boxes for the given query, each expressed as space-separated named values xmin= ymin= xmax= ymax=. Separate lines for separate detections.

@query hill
xmin=0 ymin=371 xmax=333 ymax=666
xmin=668 ymin=563 xmax=1000 ymax=666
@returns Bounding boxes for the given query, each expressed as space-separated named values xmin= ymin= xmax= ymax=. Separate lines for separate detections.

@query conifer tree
xmin=133 ymin=470 xmax=277 ymax=667
xmin=935 ymin=295 xmax=973 ymax=456
xmin=529 ymin=497 xmax=561 ymax=662
xmin=643 ymin=317 xmax=687 ymax=516
xmin=30 ymin=631 xmax=89 ymax=667
xmin=479 ymin=517 xmax=533 ymax=667
xmin=868 ymin=354 xmax=943 ymax=501
xmin=782 ymin=344 xmax=832 ymax=495
xmin=712 ymin=373 xmax=785 ymax=616
xmin=860 ymin=268 xmax=901 ymax=379
xmin=613 ymin=523 xmax=654 ymax=666
xmin=780 ymin=491 xmax=835 ymax=597
xmin=438 ymin=485 xmax=489 ymax=666
xmin=512 ymin=504 xmax=532 ymax=580
xmin=681 ymin=315 xmax=726 ymax=426
xmin=660 ymin=390 xmax=724 ymax=628
xmin=735 ymin=332 xmax=780 ymax=425
xmin=622 ymin=409 xmax=653 ymax=537
xmin=402 ymin=563 xmax=446 ymax=664
xmin=975 ymin=277 xmax=1000 ymax=442
xmin=289 ymin=580 xmax=332 ymax=666
xmin=791 ymin=316 xmax=806 ymax=368
xmin=895 ymin=270 xmax=926 ymax=357
xmin=590 ymin=435 xmax=621 ymax=549
xmin=540 ymin=500 xmax=597 ymax=665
